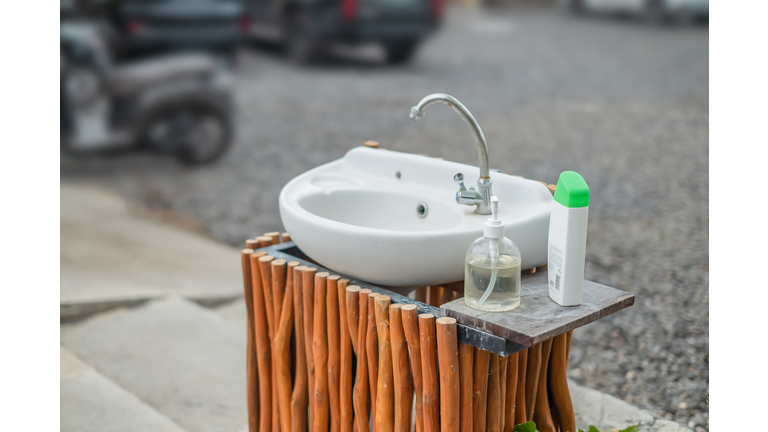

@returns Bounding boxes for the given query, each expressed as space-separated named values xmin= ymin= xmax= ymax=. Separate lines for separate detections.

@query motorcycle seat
xmin=106 ymin=53 xmax=217 ymax=96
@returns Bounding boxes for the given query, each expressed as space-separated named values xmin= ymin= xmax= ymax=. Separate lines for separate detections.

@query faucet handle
xmin=454 ymin=173 xmax=467 ymax=191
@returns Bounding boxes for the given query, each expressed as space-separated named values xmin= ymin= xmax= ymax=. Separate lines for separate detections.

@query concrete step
xmin=213 ymin=299 xmax=248 ymax=329
xmin=572 ymin=380 xmax=693 ymax=432
xmin=61 ymin=346 xmax=187 ymax=432
xmin=61 ymin=184 xmax=242 ymax=323
xmin=61 ymin=296 xmax=247 ymax=432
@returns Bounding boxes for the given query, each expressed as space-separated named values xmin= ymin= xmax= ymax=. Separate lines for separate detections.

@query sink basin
xmin=279 ymin=146 xmax=553 ymax=287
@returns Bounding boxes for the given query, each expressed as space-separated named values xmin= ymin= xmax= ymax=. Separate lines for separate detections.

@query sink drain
xmin=416 ymin=202 xmax=428 ymax=218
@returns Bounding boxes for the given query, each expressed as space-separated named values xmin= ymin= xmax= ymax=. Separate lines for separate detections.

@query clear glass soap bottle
xmin=464 ymin=196 xmax=522 ymax=312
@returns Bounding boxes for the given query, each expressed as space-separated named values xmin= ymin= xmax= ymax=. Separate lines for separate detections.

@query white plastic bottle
xmin=548 ymin=171 xmax=590 ymax=306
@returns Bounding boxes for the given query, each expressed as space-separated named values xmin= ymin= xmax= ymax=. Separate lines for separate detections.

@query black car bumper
xmin=312 ymin=7 xmax=440 ymax=42
xmin=117 ymin=26 xmax=247 ymax=52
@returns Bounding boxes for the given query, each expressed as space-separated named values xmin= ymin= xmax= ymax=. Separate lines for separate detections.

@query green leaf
xmin=512 ymin=421 xmax=537 ymax=432
xmin=618 ymin=425 xmax=640 ymax=432
xmin=587 ymin=427 xmax=601 ymax=432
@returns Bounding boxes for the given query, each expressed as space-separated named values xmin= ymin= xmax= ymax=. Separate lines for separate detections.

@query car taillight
xmin=126 ymin=20 xmax=144 ymax=35
xmin=238 ymin=16 xmax=252 ymax=32
xmin=341 ymin=0 xmax=356 ymax=22
xmin=432 ymin=0 xmax=444 ymax=20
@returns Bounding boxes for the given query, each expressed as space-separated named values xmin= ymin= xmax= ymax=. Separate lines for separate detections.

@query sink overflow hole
xmin=395 ymin=171 xmax=401 ymax=179
xmin=416 ymin=202 xmax=428 ymax=218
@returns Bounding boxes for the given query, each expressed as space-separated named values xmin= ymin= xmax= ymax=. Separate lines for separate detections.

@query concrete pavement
xmin=61 ymin=183 xmax=242 ymax=322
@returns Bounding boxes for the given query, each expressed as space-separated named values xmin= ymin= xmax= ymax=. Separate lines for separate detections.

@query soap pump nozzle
xmin=477 ymin=196 xmax=504 ymax=306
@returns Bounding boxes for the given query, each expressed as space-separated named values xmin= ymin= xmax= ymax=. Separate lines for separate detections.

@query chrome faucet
xmin=409 ymin=93 xmax=493 ymax=215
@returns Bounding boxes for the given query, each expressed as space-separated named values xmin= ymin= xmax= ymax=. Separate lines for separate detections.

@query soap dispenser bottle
xmin=464 ymin=196 xmax=522 ymax=312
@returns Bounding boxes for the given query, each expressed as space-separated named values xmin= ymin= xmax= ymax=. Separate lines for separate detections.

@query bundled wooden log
xmin=239 ymin=238 xmax=581 ymax=432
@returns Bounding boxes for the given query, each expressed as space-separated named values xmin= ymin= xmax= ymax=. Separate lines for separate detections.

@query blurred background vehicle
xmin=561 ymin=0 xmax=708 ymax=24
xmin=244 ymin=0 xmax=444 ymax=64
xmin=61 ymin=22 xmax=235 ymax=165
xmin=104 ymin=0 xmax=251 ymax=60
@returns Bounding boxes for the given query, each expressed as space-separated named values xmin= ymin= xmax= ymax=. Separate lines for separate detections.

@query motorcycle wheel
xmin=144 ymin=104 xmax=232 ymax=165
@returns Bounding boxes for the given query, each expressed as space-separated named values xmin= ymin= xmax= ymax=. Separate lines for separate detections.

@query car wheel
xmin=566 ymin=0 xmax=586 ymax=15
xmin=285 ymin=15 xmax=323 ymax=65
xmin=644 ymin=0 xmax=668 ymax=25
xmin=385 ymin=40 xmax=419 ymax=65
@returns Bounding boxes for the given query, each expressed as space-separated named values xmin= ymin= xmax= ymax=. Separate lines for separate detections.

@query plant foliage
xmin=511 ymin=421 xmax=640 ymax=432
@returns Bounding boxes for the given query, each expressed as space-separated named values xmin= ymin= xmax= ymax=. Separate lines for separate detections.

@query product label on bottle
xmin=548 ymin=243 xmax=563 ymax=293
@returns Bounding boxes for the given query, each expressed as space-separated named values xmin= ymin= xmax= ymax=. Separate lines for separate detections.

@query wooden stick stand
xmin=241 ymin=232 xmax=634 ymax=432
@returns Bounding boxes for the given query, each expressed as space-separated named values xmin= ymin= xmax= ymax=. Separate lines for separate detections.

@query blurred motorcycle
xmin=61 ymin=23 xmax=234 ymax=165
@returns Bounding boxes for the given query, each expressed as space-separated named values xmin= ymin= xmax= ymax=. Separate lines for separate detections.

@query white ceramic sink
xmin=279 ymin=146 xmax=553 ymax=287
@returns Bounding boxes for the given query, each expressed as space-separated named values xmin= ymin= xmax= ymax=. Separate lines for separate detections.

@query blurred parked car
xmin=244 ymin=0 xmax=443 ymax=64
xmin=562 ymin=0 xmax=708 ymax=23
xmin=103 ymin=0 xmax=252 ymax=59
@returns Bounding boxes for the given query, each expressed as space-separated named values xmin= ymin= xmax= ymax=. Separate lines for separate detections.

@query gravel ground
xmin=61 ymin=7 xmax=709 ymax=430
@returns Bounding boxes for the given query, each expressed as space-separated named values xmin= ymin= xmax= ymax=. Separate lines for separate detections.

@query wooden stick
xmin=503 ymin=353 xmax=519 ymax=432
xmin=249 ymin=252 xmax=272 ymax=432
xmin=390 ymin=305 xmax=413 ymax=432
xmin=439 ymin=288 xmax=454 ymax=308
xmin=346 ymin=286 xmax=361 ymax=355
xmin=401 ymin=305 xmax=424 ymax=432
xmin=549 ymin=334 xmax=575 ymax=432
xmin=302 ymin=267 xmax=318 ymax=428
xmin=282 ymin=232 xmax=291 ymax=243
xmin=354 ymin=289 xmax=372 ymax=432
xmin=426 ymin=286 xmax=443 ymax=307
xmin=338 ymin=279 xmax=354 ymax=432
xmin=414 ymin=287 xmax=427 ymax=304
xmin=486 ymin=354 xmax=501 ymax=432
xmin=265 ymin=232 xmax=280 ymax=245
xmin=374 ymin=296 xmax=394 ymax=432
xmin=533 ymin=339 xmax=556 ymax=432
xmin=459 ymin=343 xmax=474 ymax=432
xmin=498 ymin=356 xmax=508 ymax=432
xmin=525 ymin=344 xmax=542 ymax=421
xmin=472 ymin=348 xmax=490 ymax=432
xmin=257 ymin=255 xmax=279 ymax=432
xmin=366 ymin=292 xmax=379 ymax=427
xmin=327 ymin=275 xmax=342 ymax=432
xmin=514 ymin=349 xmax=528 ymax=425
xmin=418 ymin=314 xmax=439 ymax=432
xmin=291 ymin=266 xmax=309 ymax=432
xmin=436 ymin=317 xmax=460 ymax=432
xmin=257 ymin=236 xmax=273 ymax=248
xmin=274 ymin=261 xmax=295 ymax=432
xmin=258 ymin=256 xmax=276 ymax=339
xmin=313 ymin=272 xmax=331 ymax=432
xmin=241 ymin=250 xmax=259 ymax=432
xmin=246 ymin=239 xmax=260 ymax=250
xmin=271 ymin=259 xmax=287 ymax=335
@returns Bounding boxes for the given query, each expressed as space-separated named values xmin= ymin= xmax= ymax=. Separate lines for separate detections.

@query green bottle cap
xmin=554 ymin=171 xmax=590 ymax=208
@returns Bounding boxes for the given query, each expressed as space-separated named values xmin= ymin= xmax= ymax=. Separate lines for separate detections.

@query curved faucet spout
xmin=409 ymin=93 xmax=493 ymax=215
xmin=410 ymin=93 xmax=490 ymax=179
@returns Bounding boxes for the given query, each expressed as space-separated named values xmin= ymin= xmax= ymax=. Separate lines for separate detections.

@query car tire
xmin=285 ymin=15 xmax=323 ymax=65
xmin=644 ymin=0 xmax=668 ymax=25
xmin=385 ymin=40 xmax=419 ymax=65
xmin=566 ymin=0 xmax=586 ymax=15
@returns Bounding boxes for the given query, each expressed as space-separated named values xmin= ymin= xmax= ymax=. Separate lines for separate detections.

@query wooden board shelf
xmin=261 ymin=241 xmax=633 ymax=355
xmin=440 ymin=271 xmax=635 ymax=347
